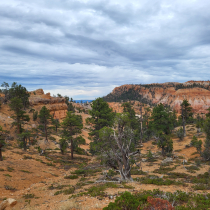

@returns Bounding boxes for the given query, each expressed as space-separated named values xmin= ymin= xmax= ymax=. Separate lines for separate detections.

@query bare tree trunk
xmin=0 ymin=148 xmax=3 ymax=161
xmin=140 ymin=104 xmax=143 ymax=145
xmin=45 ymin=122 xmax=48 ymax=141
xmin=182 ymin=106 xmax=186 ymax=137
xmin=23 ymin=137 xmax=27 ymax=151
xmin=17 ymin=123 xmax=20 ymax=134
xmin=71 ymin=138 xmax=73 ymax=159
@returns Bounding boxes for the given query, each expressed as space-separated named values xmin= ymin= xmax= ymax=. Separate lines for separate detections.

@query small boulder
xmin=161 ymin=157 xmax=173 ymax=164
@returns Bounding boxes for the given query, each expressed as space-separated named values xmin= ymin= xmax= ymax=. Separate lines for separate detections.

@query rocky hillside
xmin=29 ymin=89 xmax=67 ymax=119
xmin=103 ymin=81 xmax=210 ymax=114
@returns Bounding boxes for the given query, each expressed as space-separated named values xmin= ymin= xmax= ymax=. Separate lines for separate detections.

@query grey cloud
xmin=1 ymin=0 xmax=210 ymax=99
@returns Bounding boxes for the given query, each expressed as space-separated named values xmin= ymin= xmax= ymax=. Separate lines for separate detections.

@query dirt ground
xmin=0 ymin=105 xmax=210 ymax=209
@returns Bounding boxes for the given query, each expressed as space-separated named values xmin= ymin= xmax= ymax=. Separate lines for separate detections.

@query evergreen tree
xmin=180 ymin=99 xmax=193 ymax=136
xmin=1 ymin=82 xmax=10 ymax=103
xmin=18 ymin=131 xmax=31 ymax=151
xmin=64 ymin=96 xmax=75 ymax=112
xmin=59 ymin=138 xmax=68 ymax=155
xmin=87 ymin=98 xmax=115 ymax=155
xmin=122 ymin=102 xmax=138 ymax=130
xmin=122 ymin=102 xmax=140 ymax=145
xmin=38 ymin=106 xmax=52 ymax=141
xmin=61 ymin=112 xmax=83 ymax=159
xmin=157 ymin=132 xmax=173 ymax=156
xmin=33 ymin=110 xmax=38 ymax=121
xmin=52 ymin=118 xmax=60 ymax=133
xmin=9 ymin=97 xmax=30 ymax=134
xmin=0 ymin=126 xmax=7 ymax=161
xmin=191 ymin=135 xmax=202 ymax=155
xmin=206 ymin=107 xmax=210 ymax=118
xmin=202 ymin=117 xmax=210 ymax=160
xmin=9 ymin=82 xmax=30 ymax=109
xmin=149 ymin=103 xmax=173 ymax=135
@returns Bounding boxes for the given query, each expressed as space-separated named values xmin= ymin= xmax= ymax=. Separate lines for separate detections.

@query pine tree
xmin=0 ymin=126 xmax=7 ymax=161
xmin=202 ymin=118 xmax=210 ymax=160
xmin=149 ymin=103 xmax=173 ymax=135
xmin=18 ymin=131 xmax=31 ymax=151
xmin=9 ymin=82 xmax=30 ymax=109
xmin=52 ymin=118 xmax=60 ymax=133
xmin=87 ymin=98 xmax=115 ymax=155
xmin=38 ymin=106 xmax=52 ymax=142
xmin=1 ymin=82 xmax=10 ymax=103
xmin=9 ymin=97 xmax=30 ymax=134
xmin=61 ymin=112 xmax=83 ymax=159
xmin=180 ymin=99 xmax=193 ymax=136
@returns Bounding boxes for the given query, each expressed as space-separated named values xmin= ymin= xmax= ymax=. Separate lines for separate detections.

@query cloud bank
xmin=1 ymin=0 xmax=210 ymax=99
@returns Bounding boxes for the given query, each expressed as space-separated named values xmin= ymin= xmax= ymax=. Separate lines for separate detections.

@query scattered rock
xmin=161 ymin=157 xmax=173 ymax=164
xmin=0 ymin=198 xmax=17 ymax=210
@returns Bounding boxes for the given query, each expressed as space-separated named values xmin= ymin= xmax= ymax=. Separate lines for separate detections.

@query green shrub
xmin=107 ymin=169 xmax=118 ymax=176
xmin=186 ymin=165 xmax=200 ymax=173
xmin=191 ymin=136 xmax=202 ymax=154
xmin=7 ymin=167 xmax=14 ymax=172
xmin=23 ymin=194 xmax=35 ymax=199
xmin=131 ymin=169 xmax=147 ymax=175
xmin=4 ymin=174 xmax=12 ymax=177
xmin=20 ymin=170 xmax=32 ymax=173
xmin=4 ymin=185 xmax=16 ymax=190
xmin=54 ymin=187 xmax=75 ymax=195
xmin=64 ymin=175 xmax=78 ymax=179
xmin=153 ymin=166 xmax=176 ymax=174
xmin=103 ymin=191 xmax=140 ymax=210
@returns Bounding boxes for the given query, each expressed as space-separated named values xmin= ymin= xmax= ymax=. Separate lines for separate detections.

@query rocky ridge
xmin=29 ymin=89 xmax=67 ymax=119
xmin=103 ymin=81 xmax=210 ymax=114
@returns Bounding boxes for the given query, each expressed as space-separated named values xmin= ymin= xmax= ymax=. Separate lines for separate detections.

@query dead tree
xmin=0 ymin=143 xmax=3 ymax=161
xmin=139 ymin=104 xmax=143 ymax=145
xmin=181 ymin=106 xmax=186 ymax=137
xmin=99 ymin=113 xmax=140 ymax=181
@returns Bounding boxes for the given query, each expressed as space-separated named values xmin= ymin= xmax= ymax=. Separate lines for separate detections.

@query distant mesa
xmin=103 ymin=81 xmax=210 ymax=114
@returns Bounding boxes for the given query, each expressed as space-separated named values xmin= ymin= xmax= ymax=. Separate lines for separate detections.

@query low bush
xmin=103 ymin=190 xmax=210 ymax=210
xmin=153 ymin=166 xmax=176 ymax=174
xmin=23 ymin=194 xmax=35 ymax=199
xmin=54 ymin=187 xmax=75 ymax=195
xmin=64 ymin=175 xmax=78 ymax=179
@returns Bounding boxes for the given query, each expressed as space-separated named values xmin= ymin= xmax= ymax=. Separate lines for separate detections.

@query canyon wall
xmin=29 ymin=89 xmax=67 ymax=119
xmin=104 ymin=81 xmax=210 ymax=114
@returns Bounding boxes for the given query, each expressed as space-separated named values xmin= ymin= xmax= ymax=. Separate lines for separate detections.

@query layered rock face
xmin=29 ymin=89 xmax=67 ymax=119
xmin=103 ymin=81 xmax=210 ymax=114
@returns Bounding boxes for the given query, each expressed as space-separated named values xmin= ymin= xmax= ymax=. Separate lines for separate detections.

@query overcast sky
xmin=1 ymin=0 xmax=210 ymax=99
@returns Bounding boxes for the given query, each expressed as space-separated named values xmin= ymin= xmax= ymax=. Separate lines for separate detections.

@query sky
xmin=1 ymin=0 xmax=210 ymax=99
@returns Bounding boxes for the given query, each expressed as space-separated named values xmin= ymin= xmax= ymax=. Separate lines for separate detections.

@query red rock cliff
xmin=29 ymin=89 xmax=67 ymax=119
xmin=104 ymin=81 xmax=210 ymax=114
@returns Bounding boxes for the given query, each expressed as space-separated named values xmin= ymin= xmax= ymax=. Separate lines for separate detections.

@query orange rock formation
xmin=105 ymin=81 xmax=210 ymax=114
xmin=29 ymin=89 xmax=67 ymax=119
